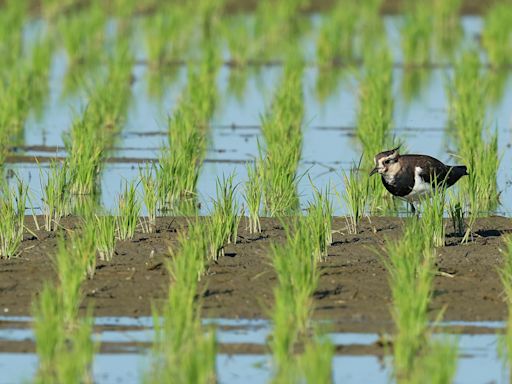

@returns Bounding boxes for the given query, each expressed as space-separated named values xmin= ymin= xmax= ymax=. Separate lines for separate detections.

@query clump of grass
xmin=433 ymin=0 xmax=462 ymax=60
xmin=244 ymin=161 xmax=263 ymax=234
xmin=95 ymin=214 xmax=116 ymax=262
xmin=58 ymin=0 xmax=106 ymax=67
xmin=298 ymin=333 xmax=334 ymax=383
xmin=447 ymin=191 xmax=466 ymax=237
xmin=75 ymin=221 xmax=98 ymax=280
xmin=52 ymin=234 xmax=87 ymax=323
xmin=261 ymin=58 xmax=304 ymax=216
xmin=448 ymin=50 xmax=500 ymax=234
xmin=401 ymin=0 xmax=433 ymax=66
xmin=482 ymin=1 xmax=512 ymax=69
xmin=0 ymin=179 xmax=27 ymax=258
xmin=307 ymin=182 xmax=333 ymax=261
xmin=384 ymin=218 xmax=459 ymax=381
xmin=384 ymin=219 xmax=436 ymax=378
xmin=269 ymin=218 xmax=333 ymax=382
xmin=116 ymin=180 xmax=141 ymax=240
xmin=214 ymin=174 xmax=240 ymax=244
xmin=157 ymin=108 xmax=205 ymax=214
xmin=316 ymin=0 xmax=358 ymax=67
xmin=340 ymin=166 xmax=369 ymax=234
xmin=499 ymin=235 xmax=512 ymax=380
xmin=33 ymin=284 xmax=96 ymax=384
xmin=64 ymin=113 xmax=103 ymax=196
xmin=409 ymin=339 xmax=459 ymax=384
xmin=419 ymin=179 xmax=446 ymax=248
xmin=206 ymin=174 xmax=241 ymax=260
xmin=140 ymin=163 xmax=158 ymax=233
xmin=270 ymin=220 xmax=317 ymax=371
xmin=148 ymin=219 xmax=216 ymax=383
xmin=40 ymin=161 xmax=69 ymax=231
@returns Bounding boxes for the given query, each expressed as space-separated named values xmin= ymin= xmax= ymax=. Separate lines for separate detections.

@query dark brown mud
xmin=0 ymin=216 xmax=510 ymax=335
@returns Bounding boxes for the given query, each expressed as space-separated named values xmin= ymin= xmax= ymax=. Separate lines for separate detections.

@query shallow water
xmin=10 ymin=15 xmax=512 ymax=216
xmin=0 ymin=316 xmax=508 ymax=383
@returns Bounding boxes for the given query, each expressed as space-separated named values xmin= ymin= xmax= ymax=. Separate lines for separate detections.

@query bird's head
xmin=369 ymin=146 xmax=401 ymax=176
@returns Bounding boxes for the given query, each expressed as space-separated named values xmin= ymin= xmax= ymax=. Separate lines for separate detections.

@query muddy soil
xmin=0 ymin=216 xmax=510 ymax=334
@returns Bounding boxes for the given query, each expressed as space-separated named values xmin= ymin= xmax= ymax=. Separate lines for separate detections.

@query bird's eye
xmin=384 ymin=159 xmax=391 ymax=165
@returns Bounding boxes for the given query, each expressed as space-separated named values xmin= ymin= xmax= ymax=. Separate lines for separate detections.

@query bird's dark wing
xmin=417 ymin=159 xmax=451 ymax=187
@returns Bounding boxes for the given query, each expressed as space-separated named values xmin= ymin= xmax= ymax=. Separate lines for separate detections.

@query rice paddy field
xmin=2 ymin=0 xmax=512 ymax=382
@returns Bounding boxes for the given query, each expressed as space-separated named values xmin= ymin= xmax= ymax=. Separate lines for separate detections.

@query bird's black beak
xmin=369 ymin=167 xmax=378 ymax=176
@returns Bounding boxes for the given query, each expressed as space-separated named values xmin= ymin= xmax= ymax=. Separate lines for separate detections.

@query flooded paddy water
xmin=10 ymin=15 xmax=512 ymax=215
xmin=2 ymin=0 xmax=512 ymax=383
xmin=0 ymin=316 xmax=509 ymax=384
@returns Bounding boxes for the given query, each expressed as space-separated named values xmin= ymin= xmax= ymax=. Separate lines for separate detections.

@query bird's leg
xmin=410 ymin=202 xmax=417 ymax=216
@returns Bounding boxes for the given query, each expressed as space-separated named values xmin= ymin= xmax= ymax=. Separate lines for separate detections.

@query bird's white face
xmin=375 ymin=154 xmax=400 ymax=175
xmin=370 ymin=148 xmax=401 ymax=177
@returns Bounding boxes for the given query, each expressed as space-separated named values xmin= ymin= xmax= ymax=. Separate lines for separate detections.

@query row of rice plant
xmin=499 ymin=235 xmax=512 ymax=380
xmin=269 ymin=217 xmax=333 ymax=382
xmin=260 ymin=55 xmax=304 ymax=217
xmin=154 ymin=57 xmax=219 ymax=216
xmin=147 ymin=219 xmax=216 ymax=383
xmin=0 ymin=32 xmax=53 ymax=167
xmin=482 ymin=0 xmax=512 ymax=69
xmin=355 ymin=45 xmax=397 ymax=215
xmin=50 ymin=39 xmax=134 ymax=214
xmin=32 ymin=231 xmax=98 ymax=383
xmin=384 ymin=217 xmax=458 ymax=382
xmin=447 ymin=50 xmax=500 ymax=241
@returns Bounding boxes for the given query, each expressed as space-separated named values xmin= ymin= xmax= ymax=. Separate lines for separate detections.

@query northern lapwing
xmin=369 ymin=146 xmax=468 ymax=213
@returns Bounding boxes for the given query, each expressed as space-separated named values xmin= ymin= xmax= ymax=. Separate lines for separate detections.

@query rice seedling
xmin=482 ymin=1 xmax=512 ymax=69
xmin=33 ymin=284 xmax=97 ymax=384
xmin=64 ymin=113 xmax=103 ymax=196
xmin=95 ymin=214 xmax=117 ymax=262
xmin=358 ymin=0 xmax=386 ymax=58
xmin=447 ymin=191 xmax=466 ymax=237
xmin=0 ymin=0 xmax=26 ymax=69
xmin=148 ymin=220 xmax=216 ymax=383
xmin=269 ymin=218 xmax=335 ymax=382
xmin=448 ymin=50 xmax=500 ymax=223
xmin=58 ymin=0 xmax=106 ymax=67
xmin=212 ymin=173 xmax=240 ymax=245
xmin=243 ymin=161 xmax=263 ymax=234
xmin=419 ymin=179 xmax=446 ymax=248
xmin=0 ymin=179 xmax=27 ymax=259
xmin=383 ymin=219 xmax=436 ymax=379
xmin=316 ymin=0 xmax=358 ymax=67
xmin=0 ymin=65 xmax=33 ymax=149
xmin=270 ymin=220 xmax=318 ymax=373
xmin=253 ymin=0 xmax=309 ymax=60
xmin=116 ymin=180 xmax=141 ymax=240
xmin=261 ymin=58 xmax=304 ymax=217
xmin=401 ymin=0 xmax=433 ymax=66
xmin=140 ymin=163 xmax=158 ymax=233
xmin=498 ymin=235 xmax=512 ymax=380
xmin=339 ymin=165 xmax=370 ymax=235
xmin=156 ymin=101 xmax=206 ymax=214
xmin=298 ymin=333 xmax=334 ymax=384
xmin=307 ymin=181 xmax=333 ymax=261
xmin=223 ymin=15 xmax=254 ymax=67
xmin=409 ymin=339 xmax=459 ymax=384
xmin=40 ymin=161 xmax=69 ymax=231
xmin=52 ymin=234 xmax=87 ymax=323
xmin=357 ymin=46 xmax=393 ymax=167
xmin=205 ymin=174 xmax=241 ymax=261
xmin=432 ymin=0 xmax=462 ymax=60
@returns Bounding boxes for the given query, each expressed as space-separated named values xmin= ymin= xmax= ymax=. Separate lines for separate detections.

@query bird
xmin=369 ymin=146 xmax=468 ymax=213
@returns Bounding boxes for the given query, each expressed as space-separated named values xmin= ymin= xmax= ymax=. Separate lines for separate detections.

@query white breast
xmin=406 ymin=167 xmax=432 ymax=202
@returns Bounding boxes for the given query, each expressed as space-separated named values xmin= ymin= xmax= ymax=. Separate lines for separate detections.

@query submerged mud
xmin=0 ymin=216 xmax=509 ymax=333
